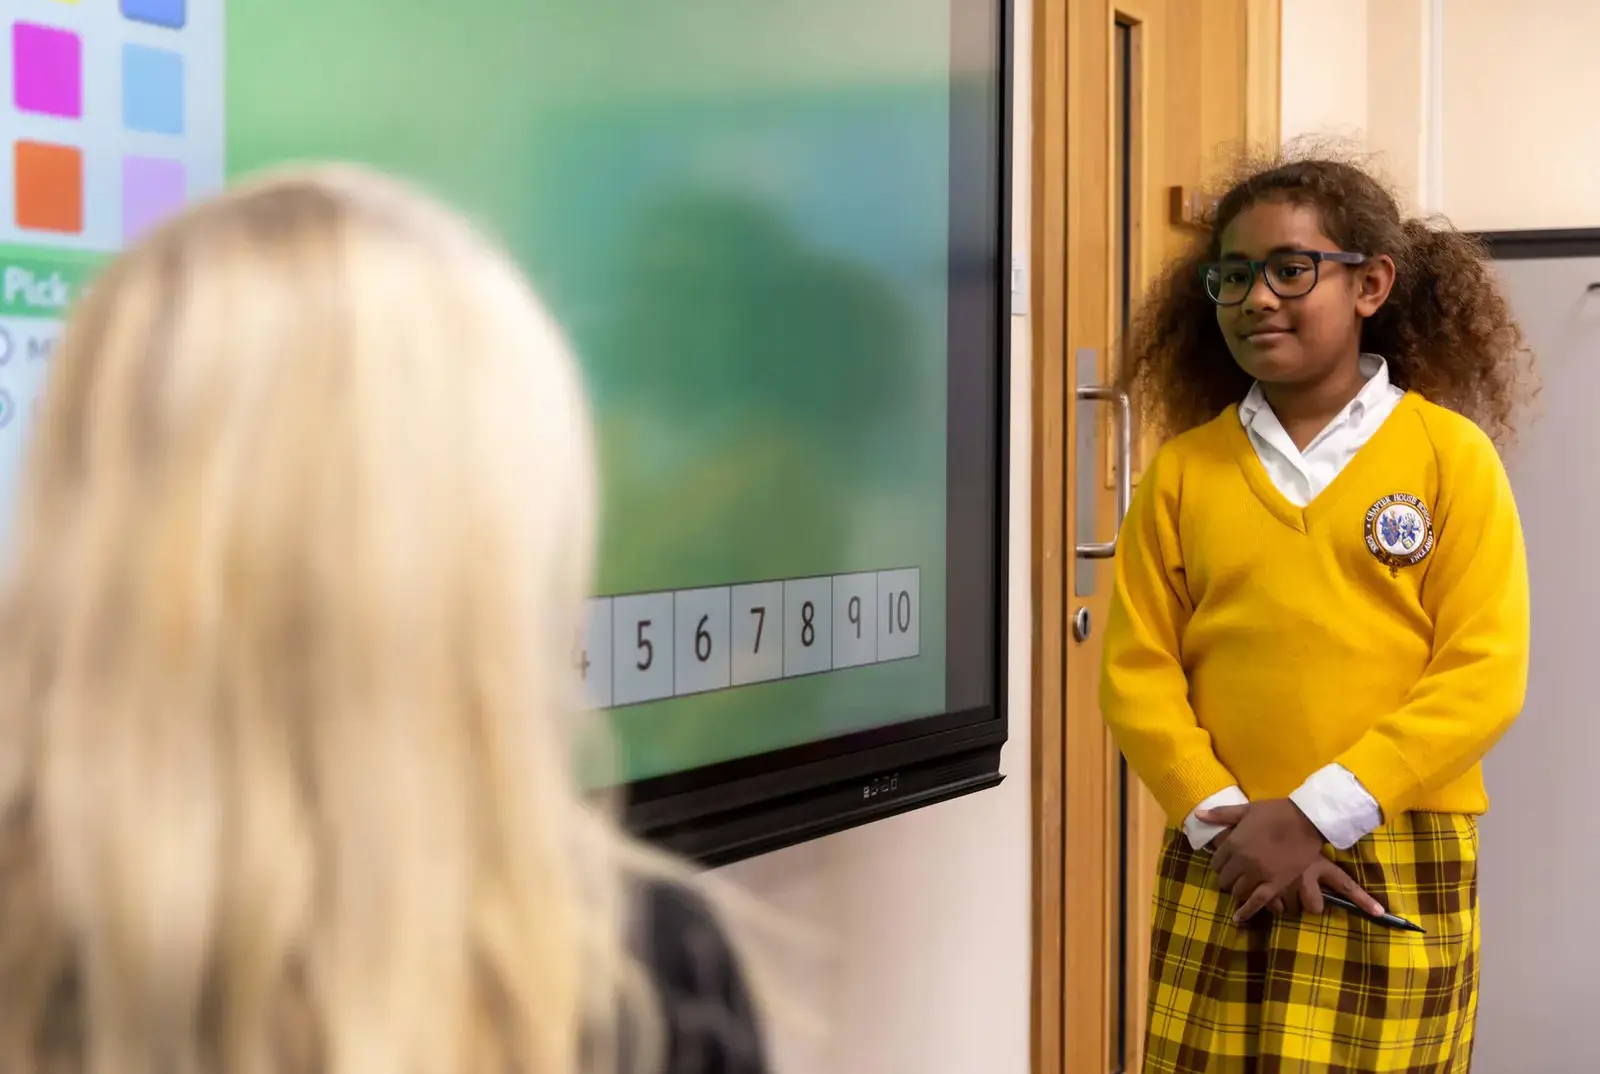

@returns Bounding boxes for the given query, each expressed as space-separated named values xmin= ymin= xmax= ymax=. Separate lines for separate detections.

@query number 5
xmin=636 ymin=619 xmax=654 ymax=670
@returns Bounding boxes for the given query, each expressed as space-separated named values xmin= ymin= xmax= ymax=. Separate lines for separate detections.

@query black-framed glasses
xmin=1199 ymin=250 xmax=1367 ymax=306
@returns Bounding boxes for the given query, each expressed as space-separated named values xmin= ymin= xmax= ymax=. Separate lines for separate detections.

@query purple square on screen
xmin=123 ymin=156 xmax=187 ymax=242
xmin=14 ymin=23 xmax=82 ymax=119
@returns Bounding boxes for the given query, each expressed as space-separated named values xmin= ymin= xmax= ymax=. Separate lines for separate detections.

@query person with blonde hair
xmin=0 ymin=166 xmax=768 ymax=1074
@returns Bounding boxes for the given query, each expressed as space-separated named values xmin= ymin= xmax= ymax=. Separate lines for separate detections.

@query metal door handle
xmin=1074 ymin=384 xmax=1132 ymax=560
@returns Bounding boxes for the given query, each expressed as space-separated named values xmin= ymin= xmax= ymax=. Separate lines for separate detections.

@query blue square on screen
xmin=120 ymin=0 xmax=187 ymax=30
xmin=122 ymin=45 xmax=184 ymax=134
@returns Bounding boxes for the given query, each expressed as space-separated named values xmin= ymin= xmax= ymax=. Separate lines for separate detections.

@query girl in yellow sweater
xmin=1102 ymin=153 xmax=1536 ymax=1073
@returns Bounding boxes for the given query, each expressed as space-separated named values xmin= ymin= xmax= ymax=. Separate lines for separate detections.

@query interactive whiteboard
xmin=0 ymin=1 xmax=1005 ymax=829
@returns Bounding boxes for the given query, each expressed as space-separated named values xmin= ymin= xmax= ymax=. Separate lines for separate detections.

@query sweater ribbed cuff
xmin=1151 ymin=753 xmax=1239 ymax=825
xmin=1336 ymin=733 xmax=1423 ymax=822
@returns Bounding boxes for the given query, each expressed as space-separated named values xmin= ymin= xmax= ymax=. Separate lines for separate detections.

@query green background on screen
xmin=2 ymin=0 xmax=958 ymax=784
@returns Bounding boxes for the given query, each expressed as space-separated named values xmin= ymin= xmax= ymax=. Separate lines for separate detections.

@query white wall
xmin=717 ymin=3 xmax=1035 ymax=1072
xmin=1279 ymin=0 xmax=1435 ymax=212
xmin=1438 ymin=0 xmax=1600 ymax=230
xmin=1282 ymin=0 xmax=1600 ymax=229
xmin=1363 ymin=0 xmax=1432 ymax=214
xmin=1278 ymin=0 xmax=1368 ymax=148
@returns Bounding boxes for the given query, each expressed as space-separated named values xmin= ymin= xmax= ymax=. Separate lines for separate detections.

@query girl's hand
xmin=1272 ymin=858 xmax=1386 ymax=918
xmin=1198 ymin=800 xmax=1326 ymax=922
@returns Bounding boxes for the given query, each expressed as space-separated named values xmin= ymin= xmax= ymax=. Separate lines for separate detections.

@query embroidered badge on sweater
xmin=1365 ymin=493 xmax=1435 ymax=576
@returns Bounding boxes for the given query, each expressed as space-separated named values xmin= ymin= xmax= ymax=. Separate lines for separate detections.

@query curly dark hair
xmin=1118 ymin=144 xmax=1538 ymax=446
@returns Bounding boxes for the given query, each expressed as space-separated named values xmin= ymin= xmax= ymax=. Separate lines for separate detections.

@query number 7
xmin=751 ymin=606 xmax=766 ymax=652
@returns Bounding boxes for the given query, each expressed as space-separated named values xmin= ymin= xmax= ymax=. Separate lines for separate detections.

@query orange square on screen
xmin=15 ymin=141 xmax=84 ymax=234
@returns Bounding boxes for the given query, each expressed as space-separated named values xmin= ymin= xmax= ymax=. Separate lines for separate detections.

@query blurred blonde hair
xmin=0 ymin=165 xmax=678 ymax=1074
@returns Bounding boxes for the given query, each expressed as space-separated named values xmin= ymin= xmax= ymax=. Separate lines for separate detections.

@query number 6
xmin=695 ymin=614 xmax=712 ymax=662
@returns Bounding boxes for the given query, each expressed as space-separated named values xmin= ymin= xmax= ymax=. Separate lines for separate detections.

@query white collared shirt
xmin=1236 ymin=353 xmax=1404 ymax=509
xmin=1183 ymin=354 xmax=1403 ymax=853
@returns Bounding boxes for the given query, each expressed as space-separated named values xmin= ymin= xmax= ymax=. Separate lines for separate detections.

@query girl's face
xmin=1214 ymin=199 xmax=1393 ymax=389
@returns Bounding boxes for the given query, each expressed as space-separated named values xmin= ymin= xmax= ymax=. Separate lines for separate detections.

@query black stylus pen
xmin=1321 ymin=892 xmax=1426 ymax=934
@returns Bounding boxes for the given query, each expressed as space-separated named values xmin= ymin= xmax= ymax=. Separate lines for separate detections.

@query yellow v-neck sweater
xmin=1100 ymin=392 xmax=1529 ymax=825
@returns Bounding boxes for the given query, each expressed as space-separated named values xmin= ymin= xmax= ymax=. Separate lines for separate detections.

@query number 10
xmin=887 ymin=590 xmax=912 ymax=634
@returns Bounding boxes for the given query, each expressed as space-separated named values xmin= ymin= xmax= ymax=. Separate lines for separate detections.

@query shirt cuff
xmin=1183 ymin=785 xmax=1249 ymax=850
xmin=1289 ymin=764 xmax=1383 ymax=850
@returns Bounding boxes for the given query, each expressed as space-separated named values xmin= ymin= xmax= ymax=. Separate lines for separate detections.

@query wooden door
xmin=1031 ymin=3 xmax=1280 ymax=1073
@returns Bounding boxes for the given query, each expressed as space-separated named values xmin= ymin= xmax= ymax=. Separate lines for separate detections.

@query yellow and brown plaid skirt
xmin=1143 ymin=812 xmax=1479 ymax=1073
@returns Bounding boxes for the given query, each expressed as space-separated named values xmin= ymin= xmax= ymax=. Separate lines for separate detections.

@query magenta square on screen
xmin=13 ymin=23 xmax=83 ymax=119
xmin=122 ymin=156 xmax=187 ymax=242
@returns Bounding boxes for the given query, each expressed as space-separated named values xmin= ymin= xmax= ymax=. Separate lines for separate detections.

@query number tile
xmin=578 ymin=597 xmax=613 ymax=709
xmin=876 ymin=567 xmax=921 ymax=662
xmin=730 ymin=581 xmax=784 ymax=686
xmin=831 ymin=572 xmax=878 ymax=669
xmin=782 ymin=575 xmax=833 ymax=678
xmin=673 ymin=586 xmax=731 ymax=696
xmin=611 ymin=592 xmax=674 ymax=705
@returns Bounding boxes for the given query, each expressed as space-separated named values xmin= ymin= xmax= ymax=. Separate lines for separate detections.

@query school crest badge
xmin=1364 ymin=493 xmax=1435 ymax=575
